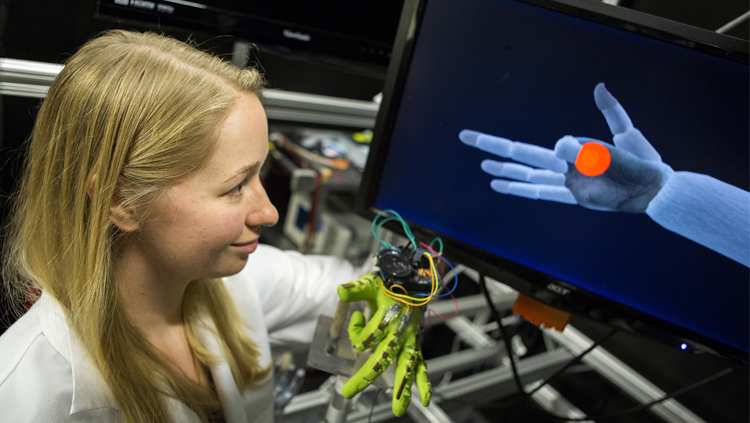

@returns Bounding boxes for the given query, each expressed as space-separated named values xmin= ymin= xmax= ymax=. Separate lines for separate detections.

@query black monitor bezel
xmin=94 ymin=0 xmax=401 ymax=69
xmin=357 ymin=0 xmax=749 ymax=363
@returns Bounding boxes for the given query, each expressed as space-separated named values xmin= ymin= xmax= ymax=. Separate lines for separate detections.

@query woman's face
xmin=133 ymin=92 xmax=279 ymax=281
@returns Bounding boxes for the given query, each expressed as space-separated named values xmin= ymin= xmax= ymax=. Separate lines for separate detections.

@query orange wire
xmin=389 ymin=284 xmax=411 ymax=314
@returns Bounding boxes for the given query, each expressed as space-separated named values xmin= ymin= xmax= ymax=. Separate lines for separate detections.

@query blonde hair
xmin=3 ymin=30 xmax=270 ymax=422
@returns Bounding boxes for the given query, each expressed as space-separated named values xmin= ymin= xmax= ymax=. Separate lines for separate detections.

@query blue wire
xmin=434 ymin=255 xmax=458 ymax=297
xmin=378 ymin=269 xmax=388 ymax=282
xmin=371 ymin=210 xmax=460 ymax=303
xmin=412 ymin=254 xmax=458 ymax=298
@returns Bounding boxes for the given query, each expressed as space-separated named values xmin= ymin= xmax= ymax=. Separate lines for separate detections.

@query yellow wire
xmin=389 ymin=284 xmax=411 ymax=314
xmin=382 ymin=282 xmax=431 ymax=307
xmin=428 ymin=252 xmax=440 ymax=296
xmin=391 ymin=284 xmax=407 ymax=295
xmin=382 ymin=282 xmax=430 ymax=307
xmin=380 ymin=252 xmax=440 ymax=307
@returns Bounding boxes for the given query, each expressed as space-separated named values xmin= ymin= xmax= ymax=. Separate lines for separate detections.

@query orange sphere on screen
xmin=575 ymin=142 xmax=611 ymax=177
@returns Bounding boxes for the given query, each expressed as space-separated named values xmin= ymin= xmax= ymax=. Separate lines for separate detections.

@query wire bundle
xmin=371 ymin=210 xmax=459 ymax=320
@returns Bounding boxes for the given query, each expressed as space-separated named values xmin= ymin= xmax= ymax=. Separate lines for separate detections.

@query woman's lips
xmin=231 ymin=239 xmax=258 ymax=254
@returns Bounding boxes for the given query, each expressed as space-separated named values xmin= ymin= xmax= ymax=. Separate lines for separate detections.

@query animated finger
xmin=554 ymin=135 xmax=582 ymax=163
xmin=459 ymin=129 xmax=568 ymax=173
xmin=392 ymin=343 xmax=418 ymax=417
xmin=593 ymin=83 xmax=662 ymax=162
xmin=481 ymin=160 xmax=566 ymax=185
xmin=341 ymin=333 xmax=401 ymax=399
xmin=347 ymin=304 xmax=401 ymax=351
xmin=594 ymin=82 xmax=633 ymax=135
xmin=489 ymin=180 xmax=578 ymax=204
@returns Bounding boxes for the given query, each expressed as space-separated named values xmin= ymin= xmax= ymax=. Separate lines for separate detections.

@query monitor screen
xmin=360 ymin=0 xmax=749 ymax=360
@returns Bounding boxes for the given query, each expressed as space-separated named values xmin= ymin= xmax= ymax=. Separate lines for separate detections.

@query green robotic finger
xmin=337 ymin=271 xmax=432 ymax=417
xmin=392 ymin=320 xmax=431 ymax=416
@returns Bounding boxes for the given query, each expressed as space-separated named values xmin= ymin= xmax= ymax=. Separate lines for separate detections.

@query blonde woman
xmin=0 ymin=30 xmax=370 ymax=422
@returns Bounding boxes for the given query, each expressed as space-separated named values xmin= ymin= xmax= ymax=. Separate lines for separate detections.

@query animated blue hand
xmin=459 ymin=83 xmax=674 ymax=213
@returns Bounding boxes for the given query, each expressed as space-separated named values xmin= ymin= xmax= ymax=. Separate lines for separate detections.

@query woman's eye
xmin=228 ymin=182 xmax=244 ymax=195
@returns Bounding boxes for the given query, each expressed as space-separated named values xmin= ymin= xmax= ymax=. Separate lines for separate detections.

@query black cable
xmin=551 ymin=367 xmax=734 ymax=422
xmin=477 ymin=273 xmax=734 ymax=422
xmin=478 ymin=273 xmax=615 ymax=398
xmin=477 ymin=273 xmax=526 ymax=394
xmin=526 ymin=326 xmax=619 ymax=397
xmin=368 ymin=388 xmax=383 ymax=423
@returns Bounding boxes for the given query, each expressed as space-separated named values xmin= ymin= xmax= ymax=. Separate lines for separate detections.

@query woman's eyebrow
xmin=223 ymin=162 xmax=261 ymax=183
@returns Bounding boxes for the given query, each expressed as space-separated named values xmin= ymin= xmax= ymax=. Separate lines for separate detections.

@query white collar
xmin=197 ymin=319 xmax=249 ymax=423
xmin=35 ymin=293 xmax=247 ymax=422
xmin=36 ymin=293 xmax=117 ymax=416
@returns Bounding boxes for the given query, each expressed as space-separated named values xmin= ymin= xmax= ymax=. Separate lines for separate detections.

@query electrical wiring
xmin=368 ymin=388 xmax=384 ymax=423
xmin=429 ymin=237 xmax=444 ymax=255
xmin=525 ymin=327 xmax=619 ymax=397
xmin=477 ymin=273 xmax=527 ymax=394
xmin=419 ymin=243 xmax=458 ymax=298
xmin=476 ymin=272 xmax=735 ymax=422
xmin=424 ymin=294 xmax=459 ymax=329
xmin=572 ymin=367 xmax=733 ymax=422
xmin=379 ymin=252 xmax=438 ymax=307
xmin=388 ymin=284 xmax=412 ymax=315
xmin=410 ymin=243 xmax=459 ymax=327
xmin=370 ymin=210 xmax=461 ymax=318
xmin=371 ymin=209 xmax=416 ymax=249
xmin=366 ymin=211 xmax=736 ymax=419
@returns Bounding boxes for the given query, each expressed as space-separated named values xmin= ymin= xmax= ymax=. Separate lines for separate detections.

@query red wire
xmin=419 ymin=242 xmax=452 ymax=294
xmin=423 ymin=293 xmax=459 ymax=328
xmin=419 ymin=242 xmax=437 ymax=254
xmin=429 ymin=292 xmax=459 ymax=319
xmin=417 ymin=241 xmax=459 ymax=326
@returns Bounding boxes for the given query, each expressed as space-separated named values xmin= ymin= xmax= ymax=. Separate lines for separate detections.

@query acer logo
xmin=547 ymin=283 xmax=570 ymax=296
xmin=283 ymin=29 xmax=311 ymax=42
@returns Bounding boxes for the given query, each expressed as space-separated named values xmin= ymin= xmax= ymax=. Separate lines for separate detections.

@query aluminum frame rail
xmin=543 ymin=325 xmax=707 ymax=423
xmin=0 ymin=58 xmax=380 ymax=128
xmin=263 ymin=90 xmax=378 ymax=129
xmin=282 ymin=297 xmax=707 ymax=423
xmin=281 ymin=348 xmax=576 ymax=423
xmin=0 ymin=58 xmax=63 ymax=98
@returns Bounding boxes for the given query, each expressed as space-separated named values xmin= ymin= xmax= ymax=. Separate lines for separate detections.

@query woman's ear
xmin=88 ymin=174 xmax=140 ymax=232
xmin=109 ymin=196 xmax=140 ymax=232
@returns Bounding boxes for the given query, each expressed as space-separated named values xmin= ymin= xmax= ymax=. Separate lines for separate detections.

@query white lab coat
xmin=0 ymin=244 xmax=371 ymax=422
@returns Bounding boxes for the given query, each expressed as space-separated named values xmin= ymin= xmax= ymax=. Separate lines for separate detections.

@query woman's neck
xmin=113 ymin=240 xmax=191 ymax=341
xmin=112 ymin=235 xmax=213 ymax=388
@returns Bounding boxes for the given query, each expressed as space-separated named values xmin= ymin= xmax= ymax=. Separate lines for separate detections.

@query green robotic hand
xmin=337 ymin=271 xmax=432 ymax=417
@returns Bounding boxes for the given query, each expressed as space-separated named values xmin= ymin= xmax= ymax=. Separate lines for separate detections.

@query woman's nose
xmin=247 ymin=182 xmax=279 ymax=227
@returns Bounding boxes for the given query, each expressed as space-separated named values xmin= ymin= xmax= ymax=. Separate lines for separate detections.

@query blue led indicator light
xmin=680 ymin=343 xmax=688 ymax=350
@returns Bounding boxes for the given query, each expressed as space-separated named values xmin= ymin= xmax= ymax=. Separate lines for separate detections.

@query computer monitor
xmin=358 ymin=0 xmax=749 ymax=361
xmin=95 ymin=0 xmax=403 ymax=68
